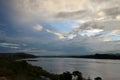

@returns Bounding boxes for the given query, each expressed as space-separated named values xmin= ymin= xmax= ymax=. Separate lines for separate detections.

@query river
xmin=27 ymin=58 xmax=120 ymax=80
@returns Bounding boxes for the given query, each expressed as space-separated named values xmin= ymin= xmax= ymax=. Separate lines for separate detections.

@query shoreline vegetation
xmin=0 ymin=52 xmax=105 ymax=80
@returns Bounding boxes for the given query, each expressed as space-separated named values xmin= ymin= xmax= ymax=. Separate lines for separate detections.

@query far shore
xmin=38 ymin=53 xmax=120 ymax=60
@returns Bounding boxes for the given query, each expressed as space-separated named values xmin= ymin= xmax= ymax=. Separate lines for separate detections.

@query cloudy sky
xmin=0 ymin=0 xmax=120 ymax=55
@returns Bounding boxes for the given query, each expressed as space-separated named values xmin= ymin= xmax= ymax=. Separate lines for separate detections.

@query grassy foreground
xmin=0 ymin=59 xmax=59 ymax=80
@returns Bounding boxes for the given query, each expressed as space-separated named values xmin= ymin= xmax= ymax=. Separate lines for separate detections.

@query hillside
xmin=0 ymin=52 xmax=37 ymax=59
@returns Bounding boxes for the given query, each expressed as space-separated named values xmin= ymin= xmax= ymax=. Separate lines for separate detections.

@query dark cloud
xmin=101 ymin=6 xmax=120 ymax=18
xmin=56 ymin=10 xmax=87 ymax=19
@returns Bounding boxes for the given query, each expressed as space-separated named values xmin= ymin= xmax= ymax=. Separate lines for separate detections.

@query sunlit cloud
xmin=13 ymin=0 xmax=90 ymax=22
xmin=116 ymin=15 xmax=120 ymax=20
xmin=101 ymin=37 xmax=111 ymax=42
xmin=97 ymin=11 xmax=106 ymax=17
xmin=80 ymin=29 xmax=104 ymax=37
xmin=12 ymin=0 xmax=120 ymax=21
xmin=33 ymin=24 xmax=43 ymax=31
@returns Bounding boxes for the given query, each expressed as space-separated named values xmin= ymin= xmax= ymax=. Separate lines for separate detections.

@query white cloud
xmin=33 ymin=24 xmax=43 ymax=31
xmin=67 ymin=34 xmax=77 ymax=39
xmin=80 ymin=29 xmax=104 ymax=37
xmin=0 ymin=42 xmax=20 ymax=49
xmin=46 ymin=29 xmax=65 ymax=39
xmin=0 ymin=43 xmax=19 ymax=46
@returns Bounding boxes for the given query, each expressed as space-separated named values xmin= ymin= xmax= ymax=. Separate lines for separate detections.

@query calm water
xmin=27 ymin=58 xmax=120 ymax=80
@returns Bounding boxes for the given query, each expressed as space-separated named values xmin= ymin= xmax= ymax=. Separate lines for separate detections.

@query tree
xmin=72 ymin=71 xmax=83 ymax=80
xmin=94 ymin=77 xmax=102 ymax=80
xmin=59 ymin=71 xmax=72 ymax=80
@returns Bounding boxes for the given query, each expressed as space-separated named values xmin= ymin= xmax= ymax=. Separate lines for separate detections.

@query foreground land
xmin=0 ymin=53 xmax=102 ymax=80
xmin=0 ymin=53 xmax=59 ymax=80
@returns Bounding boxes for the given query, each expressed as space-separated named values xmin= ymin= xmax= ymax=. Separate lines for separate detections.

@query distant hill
xmin=0 ymin=52 xmax=37 ymax=59
xmin=79 ymin=53 xmax=120 ymax=60
xmin=39 ymin=53 xmax=120 ymax=60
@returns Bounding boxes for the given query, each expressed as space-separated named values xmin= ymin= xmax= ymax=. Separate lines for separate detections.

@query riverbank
xmin=0 ymin=53 xmax=102 ymax=80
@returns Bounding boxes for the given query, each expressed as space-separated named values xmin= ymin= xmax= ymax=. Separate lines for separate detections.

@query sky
xmin=0 ymin=0 xmax=120 ymax=55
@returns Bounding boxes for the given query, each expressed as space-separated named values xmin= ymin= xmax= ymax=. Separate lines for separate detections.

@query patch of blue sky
xmin=110 ymin=36 xmax=120 ymax=41
xmin=99 ymin=32 xmax=114 ymax=38
xmin=49 ymin=20 xmax=78 ymax=33
xmin=99 ymin=32 xmax=120 ymax=41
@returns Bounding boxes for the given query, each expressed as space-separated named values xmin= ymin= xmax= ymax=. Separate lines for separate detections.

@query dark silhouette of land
xmin=0 ymin=52 xmax=37 ymax=59
xmin=79 ymin=53 xmax=120 ymax=59
xmin=1 ymin=52 xmax=119 ymax=60
xmin=0 ymin=53 xmax=59 ymax=80
xmin=39 ymin=53 xmax=120 ymax=60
